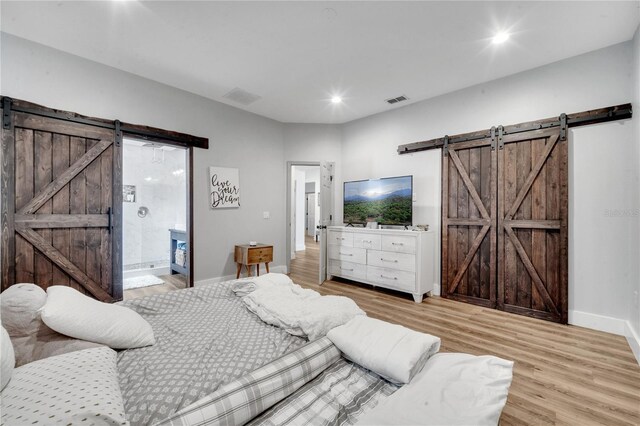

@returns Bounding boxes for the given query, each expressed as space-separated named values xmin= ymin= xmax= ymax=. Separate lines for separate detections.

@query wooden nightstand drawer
xmin=247 ymin=247 xmax=273 ymax=264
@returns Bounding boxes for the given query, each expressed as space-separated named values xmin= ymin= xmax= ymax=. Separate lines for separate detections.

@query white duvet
xmin=355 ymin=352 xmax=514 ymax=426
xmin=241 ymin=273 xmax=365 ymax=340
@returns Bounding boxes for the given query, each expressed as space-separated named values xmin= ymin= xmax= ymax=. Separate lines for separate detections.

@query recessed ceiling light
xmin=492 ymin=32 xmax=510 ymax=44
xmin=331 ymin=96 xmax=342 ymax=104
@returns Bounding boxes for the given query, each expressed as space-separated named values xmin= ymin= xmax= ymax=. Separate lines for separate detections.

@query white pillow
xmin=327 ymin=316 xmax=441 ymax=384
xmin=41 ymin=285 xmax=155 ymax=349
xmin=1 ymin=347 xmax=128 ymax=425
xmin=0 ymin=326 xmax=15 ymax=391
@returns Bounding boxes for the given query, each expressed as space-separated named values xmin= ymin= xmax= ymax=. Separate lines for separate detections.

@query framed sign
xmin=209 ymin=166 xmax=240 ymax=209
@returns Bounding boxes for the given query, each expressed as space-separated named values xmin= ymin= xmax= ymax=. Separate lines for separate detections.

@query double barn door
xmin=442 ymin=127 xmax=568 ymax=323
xmin=1 ymin=104 xmax=121 ymax=301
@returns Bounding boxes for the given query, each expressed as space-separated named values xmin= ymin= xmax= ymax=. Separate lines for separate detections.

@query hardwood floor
xmin=289 ymin=244 xmax=640 ymax=425
xmin=123 ymin=273 xmax=187 ymax=300
xmin=290 ymin=235 xmax=320 ymax=281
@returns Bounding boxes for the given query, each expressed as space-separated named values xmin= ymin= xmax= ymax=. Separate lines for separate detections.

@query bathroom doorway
xmin=122 ymin=138 xmax=189 ymax=298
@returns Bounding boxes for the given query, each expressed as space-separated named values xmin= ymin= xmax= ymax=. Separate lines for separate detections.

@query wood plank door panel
xmin=442 ymin=138 xmax=496 ymax=308
xmin=1 ymin=110 xmax=119 ymax=301
xmin=497 ymin=129 xmax=568 ymax=323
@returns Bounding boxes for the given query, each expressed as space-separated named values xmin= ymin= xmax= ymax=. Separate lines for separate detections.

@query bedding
xmin=1 ymin=326 xmax=14 ymax=390
xmin=327 ymin=316 xmax=441 ymax=384
xmin=159 ymin=337 xmax=341 ymax=426
xmin=248 ymin=357 xmax=398 ymax=426
xmin=42 ymin=285 xmax=155 ymax=349
xmin=0 ymin=283 xmax=103 ymax=366
xmin=1 ymin=347 xmax=128 ymax=426
xmin=242 ymin=273 xmax=365 ymax=340
xmin=354 ymin=353 xmax=514 ymax=426
xmin=117 ymin=280 xmax=306 ymax=426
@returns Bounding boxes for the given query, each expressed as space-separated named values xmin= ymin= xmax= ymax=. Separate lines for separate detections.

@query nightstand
xmin=234 ymin=244 xmax=273 ymax=278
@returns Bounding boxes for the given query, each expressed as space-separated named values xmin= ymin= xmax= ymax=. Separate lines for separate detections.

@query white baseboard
xmin=625 ymin=321 xmax=640 ymax=365
xmin=195 ymin=265 xmax=288 ymax=287
xmin=568 ymin=310 xmax=626 ymax=335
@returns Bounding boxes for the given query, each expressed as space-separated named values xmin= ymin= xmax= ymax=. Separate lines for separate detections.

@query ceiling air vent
xmin=223 ymin=87 xmax=262 ymax=106
xmin=385 ymin=95 xmax=408 ymax=105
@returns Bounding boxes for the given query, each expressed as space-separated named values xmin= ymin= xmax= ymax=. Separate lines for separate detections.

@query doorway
xmin=122 ymin=138 xmax=189 ymax=298
xmin=286 ymin=162 xmax=334 ymax=285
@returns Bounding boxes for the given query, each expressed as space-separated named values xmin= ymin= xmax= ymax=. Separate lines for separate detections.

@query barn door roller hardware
xmin=2 ymin=97 xmax=12 ymax=129
xmin=443 ymin=135 xmax=449 ymax=156
xmin=397 ymin=103 xmax=632 ymax=155
xmin=490 ymin=126 xmax=496 ymax=151
xmin=559 ymin=113 xmax=567 ymax=141
xmin=115 ymin=120 xmax=122 ymax=147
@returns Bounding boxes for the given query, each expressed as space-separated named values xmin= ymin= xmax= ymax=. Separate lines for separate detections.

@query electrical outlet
xmin=413 ymin=192 xmax=417 ymax=202
xmin=263 ymin=211 xmax=270 ymax=219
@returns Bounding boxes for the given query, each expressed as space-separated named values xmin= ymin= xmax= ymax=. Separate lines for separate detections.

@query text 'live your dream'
xmin=210 ymin=174 xmax=240 ymax=208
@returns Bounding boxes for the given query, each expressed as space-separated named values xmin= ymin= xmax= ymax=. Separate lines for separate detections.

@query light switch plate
xmin=263 ymin=211 xmax=270 ymax=219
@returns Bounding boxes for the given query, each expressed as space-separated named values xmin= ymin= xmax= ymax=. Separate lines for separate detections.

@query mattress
xmin=117 ymin=280 xmax=306 ymax=426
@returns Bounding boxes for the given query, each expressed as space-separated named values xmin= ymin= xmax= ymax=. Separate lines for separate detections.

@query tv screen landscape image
xmin=343 ymin=175 xmax=413 ymax=226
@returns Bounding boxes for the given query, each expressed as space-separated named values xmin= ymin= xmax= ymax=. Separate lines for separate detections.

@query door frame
xmin=120 ymin=135 xmax=195 ymax=290
xmin=285 ymin=161 xmax=320 ymax=275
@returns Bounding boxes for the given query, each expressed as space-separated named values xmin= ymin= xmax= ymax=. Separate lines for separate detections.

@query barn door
xmin=497 ymin=128 xmax=568 ymax=323
xmin=1 ymin=106 xmax=121 ymax=301
xmin=442 ymin=136 xmax=497 ymax=307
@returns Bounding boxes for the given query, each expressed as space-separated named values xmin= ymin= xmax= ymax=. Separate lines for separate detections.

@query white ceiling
xmin=2 ymin=1 xmax=639 ymax=124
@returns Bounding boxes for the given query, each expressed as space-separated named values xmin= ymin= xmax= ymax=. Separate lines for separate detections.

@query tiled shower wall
xmin=123 ymin=141 xmax=187 ymax=271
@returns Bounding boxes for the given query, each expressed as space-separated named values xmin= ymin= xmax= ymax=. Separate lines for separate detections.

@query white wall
xmin=1 ymin=33 xmax=287 ymax=282
xmin=284 ymin=124 xmax=342 ymax=221
xmin=341 ymin=41 xmax=636 ymax=334
xmin=294 ymin=168 xmax=306 ymax=251
xmin=304 ymin=167 xmax=321 ymax=236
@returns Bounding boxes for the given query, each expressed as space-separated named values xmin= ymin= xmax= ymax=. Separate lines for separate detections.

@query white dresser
xmin=327 ymin=226 xmax=435 ymax=303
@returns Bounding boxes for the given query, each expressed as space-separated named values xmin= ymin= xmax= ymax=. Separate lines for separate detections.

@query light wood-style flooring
xmin=288 ymin=241 xmax=640 ymax=426
xmin=123 ymin=273 xmax=187 ymax=300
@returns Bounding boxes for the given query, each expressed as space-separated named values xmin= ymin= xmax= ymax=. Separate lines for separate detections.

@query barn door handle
xmin=107 ymin=207 xmax=112 ymax=234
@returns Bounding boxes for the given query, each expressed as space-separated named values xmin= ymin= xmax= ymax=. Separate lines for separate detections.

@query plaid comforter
xmin=159 ymin=337 xmax=396 ymax=426
xmin=159 ymin=338 xmax=341 ymax=426
xmin=248 ymin=358 xmax=398 ymax=425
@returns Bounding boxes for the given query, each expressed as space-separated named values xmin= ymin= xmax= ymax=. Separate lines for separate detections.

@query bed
xmin=116 ymin=279 xmax=306 ymax=425
xmin=0 ymin=276 xmax=513 ymax=426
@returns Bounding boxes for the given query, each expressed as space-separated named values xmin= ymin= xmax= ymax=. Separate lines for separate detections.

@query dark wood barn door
xmin=442 ymin=136 xmax=497 ymax=308
xmin=497 ymin=128 xmax=568 ymax=323
xmin=1 ymin=109 xmax=121 ymax=302
xmin=442 ymin=127 xmax=568 ymax=323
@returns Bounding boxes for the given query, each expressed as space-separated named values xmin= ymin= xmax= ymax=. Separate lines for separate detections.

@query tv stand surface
xmin=326 ymin=226 xmax=435 ymax=303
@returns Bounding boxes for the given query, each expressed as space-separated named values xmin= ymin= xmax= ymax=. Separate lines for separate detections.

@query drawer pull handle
xmin=392 ymin=242 xmax=404 ymax=246
xmin=337 ymin=237 xmax=345 ymax=240
xmin=341 ymin=267 xmax=354 ymax=272
xmin=340 ymin=252 xmax=353 ymax=256
xmin=380 ymin=275 xmax=398 ymax=280
xmin=380 ymin=258 xmax=398 ymax=263
xmin=363 ymin=240 xmax=371 ymax=243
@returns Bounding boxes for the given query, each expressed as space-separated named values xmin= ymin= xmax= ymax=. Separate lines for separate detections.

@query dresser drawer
xmin=353 ymin=233 xmax=381 ymax=250
xmin=246 ymin=247 xmax=273 ymax=264
xmin=367 ymin=266 xmax=415 ymax=292
xmin=329 ymin=260 xmax=367 ymax=280
xmin=328 ymin=245 xmax=366 ymax=264
xmin=367 ymin=250 xmax=416 ymax=272
xmin=328 ymin=230 xmax=353 ymax=247
xmin=381 ymin=235 xmax=417 ymax=254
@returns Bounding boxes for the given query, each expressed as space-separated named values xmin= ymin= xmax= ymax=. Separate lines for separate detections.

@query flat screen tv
xmin=343 ymin=175 xmax=413 ymax=226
